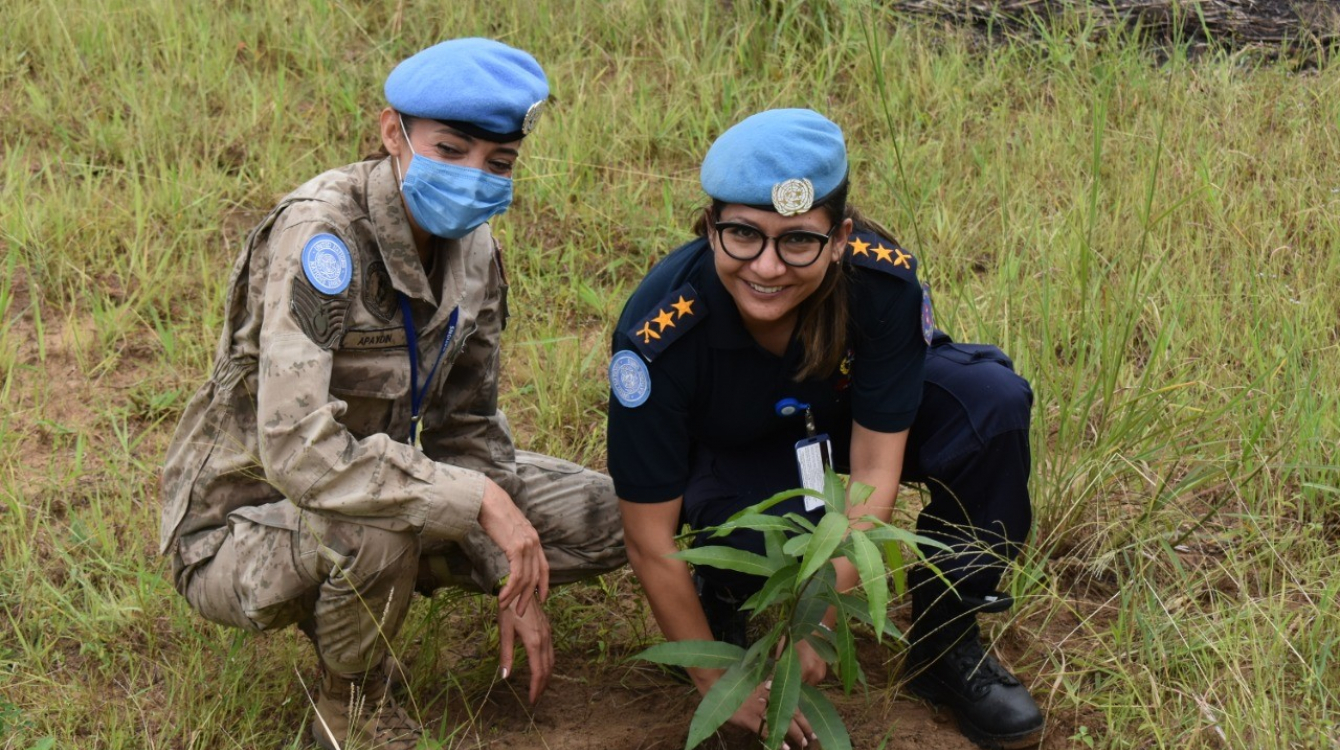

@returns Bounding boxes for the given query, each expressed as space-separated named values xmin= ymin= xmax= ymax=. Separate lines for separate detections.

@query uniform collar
xmin=365 ymin=157 xmax=440 ymax=304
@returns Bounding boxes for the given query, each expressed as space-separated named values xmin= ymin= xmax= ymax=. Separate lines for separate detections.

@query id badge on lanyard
xmin=776 ymin=398 xmax=831 ymax=512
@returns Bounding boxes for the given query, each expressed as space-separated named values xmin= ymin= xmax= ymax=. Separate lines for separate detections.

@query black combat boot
xmin=904 ymin=569 xmax=1043 ymax=749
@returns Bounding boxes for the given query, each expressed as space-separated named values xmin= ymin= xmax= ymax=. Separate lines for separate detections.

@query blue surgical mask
xmin=395 ymin=119 xmax=513 ymax=239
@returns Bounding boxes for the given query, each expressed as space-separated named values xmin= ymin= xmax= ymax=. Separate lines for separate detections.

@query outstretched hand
xmin=476 ymin=477 xmax=549 ymax=615
xmin=498 ymin=594 xmax=553 ymax=705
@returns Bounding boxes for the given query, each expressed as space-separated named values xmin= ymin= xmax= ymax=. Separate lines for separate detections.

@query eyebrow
xmin=434 ymin=126 xmax=520 ymax=159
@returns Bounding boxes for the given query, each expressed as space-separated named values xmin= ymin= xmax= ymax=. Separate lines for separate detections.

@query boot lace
xmin=944 ymin=638 xmax=1020 ymax=697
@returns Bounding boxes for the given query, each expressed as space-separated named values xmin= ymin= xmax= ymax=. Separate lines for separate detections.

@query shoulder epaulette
xmin=626 ymin=282 xmax=708 ymax=362
xmin=843 ymin=229 xmax=918 ymax=282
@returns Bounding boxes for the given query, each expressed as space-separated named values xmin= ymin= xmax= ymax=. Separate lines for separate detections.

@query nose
xmin=749 ymin=238 xmax=789 ymax=277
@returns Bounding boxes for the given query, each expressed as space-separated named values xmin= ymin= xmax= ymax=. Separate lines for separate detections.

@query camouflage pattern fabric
xmin=161 ymin=158 xmax=625 ymax=672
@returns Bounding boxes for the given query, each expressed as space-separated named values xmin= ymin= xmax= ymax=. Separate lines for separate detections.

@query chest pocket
xmin=329 ymin=349 xmax=409 ymax=437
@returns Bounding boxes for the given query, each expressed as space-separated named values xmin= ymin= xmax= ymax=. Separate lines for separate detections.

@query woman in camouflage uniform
xmin=160 ymin=38 xmax=624 ymax=750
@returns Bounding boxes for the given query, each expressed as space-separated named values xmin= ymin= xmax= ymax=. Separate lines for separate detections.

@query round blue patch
xmin=609 ymin=350 xmax=651 ymax=408
xmin=921 ymin=282 xmax=935 ymax=346
xmin=302 ymin=233 xmax=352 ymax=295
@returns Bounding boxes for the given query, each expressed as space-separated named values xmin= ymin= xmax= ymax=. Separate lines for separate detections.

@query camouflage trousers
xmin=180 ymin=451 xmax=625 ymax=675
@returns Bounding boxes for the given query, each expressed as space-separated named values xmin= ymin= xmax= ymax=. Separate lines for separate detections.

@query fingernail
xmin=764 ymin=680 xmax=773 ymax=690
xmin=500 ymin=667 xmax=509 ymax=679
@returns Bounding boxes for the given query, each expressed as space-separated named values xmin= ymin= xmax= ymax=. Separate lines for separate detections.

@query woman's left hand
xmin=498 ymin=594 xmax=553 ymax=704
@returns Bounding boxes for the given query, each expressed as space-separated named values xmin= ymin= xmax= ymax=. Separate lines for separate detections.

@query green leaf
xmin=799 ymin=684 xmax=852 ymax=750
xmin=709 ymin=513 xmax=799 ymax=537
xmin=822 ymin=468 xmax=848 ymax=513
xmin=784 ymin=513 xmax=818 ymax=533
xmin=728 ymin=487 xmax=811 ymax=519
xmin=803 ymin=629 xmax=837 ymax=663
xmin=794 ymin=566 xmax=837 ymax=633
xmin=833 ymin=616 xmax=864 ymax=694
xmin=635 ymin=639 xmax=746 ymax=669
xmin=674 ymin=546 xmax=780 ymax=578
xmin=846 ymin=529 xmax=889 ymax=640
xmin=863 ymin=524 xmax=950 ymax=553
xmin=763 ymin=528 xmax=786 ymax=564
xmin=764 ymin=646 xmax=803 ymax=750
xmin=686 ymin=658 xmax=766 ymax=750
xmin=837 ymin=593 xmax=876 ymax=627
xmin=844 ymin=476 xmax=874 ymax=509
xmin=798 ymin=511 xmax=849 ymax=583
xmin=782 ymin=532 xmax=812 ymax=557
xmin=742 ymin=563 xmax=800 ymax=613
xmin=883 ymin=540 xmax=907 ymax=596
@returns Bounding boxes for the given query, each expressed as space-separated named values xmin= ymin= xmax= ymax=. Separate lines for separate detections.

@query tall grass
xmin=1 ymin=1 xmax=1337 ymax=748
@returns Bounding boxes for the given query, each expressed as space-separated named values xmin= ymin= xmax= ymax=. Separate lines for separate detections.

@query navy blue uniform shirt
xmin=608 ymin=228 xmax=927 ymax=503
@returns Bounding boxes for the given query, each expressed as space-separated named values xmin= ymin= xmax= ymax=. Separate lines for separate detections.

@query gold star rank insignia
xmin=845 ymin=229 xmax=919 ymax=284
xmin=626 ymin=282 xmax=708 ymax=362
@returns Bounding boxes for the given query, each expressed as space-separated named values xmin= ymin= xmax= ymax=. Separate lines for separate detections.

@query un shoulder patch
xmin=626 ymin=283 xmax=707 ymax=362
xmin=609 ymin=350 xmax=651 ymax=408
xmin=844 ymin=230 xmax=918 ymax=282
xmin=301 ymin=233 xmax=352 ymax=295
xmin=920 ymin=283 xmax=935 ymax=345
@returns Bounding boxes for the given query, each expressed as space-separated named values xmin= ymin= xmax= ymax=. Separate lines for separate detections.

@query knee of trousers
xmin=307 ymin=520 xmax=421 ymax=591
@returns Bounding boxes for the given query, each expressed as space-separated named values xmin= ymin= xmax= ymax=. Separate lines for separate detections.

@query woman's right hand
xmin=477 ymin=477 xmax=548 ymax=615
xmin=723 ymin=680 xmax=815 ymax=749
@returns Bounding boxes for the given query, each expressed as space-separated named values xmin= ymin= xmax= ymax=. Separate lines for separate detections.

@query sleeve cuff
xmin=420 ymin=462 xmax=486 ymax=541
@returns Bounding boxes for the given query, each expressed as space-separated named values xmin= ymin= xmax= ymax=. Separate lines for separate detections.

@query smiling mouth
xmin=745 ymin=281 xmax=784 ymax=294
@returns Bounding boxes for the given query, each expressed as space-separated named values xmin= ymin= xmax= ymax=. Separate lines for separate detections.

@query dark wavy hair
xmin=693 ymin=179 xmax=850 ymax=381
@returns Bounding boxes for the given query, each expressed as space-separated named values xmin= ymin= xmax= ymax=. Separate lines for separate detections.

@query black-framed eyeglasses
xmin=711 ymin=219 xmax=838 ymax=268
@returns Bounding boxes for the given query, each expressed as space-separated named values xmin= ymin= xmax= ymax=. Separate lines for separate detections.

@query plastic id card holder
xmin=794 ymin=434 xmax=833 ymax=512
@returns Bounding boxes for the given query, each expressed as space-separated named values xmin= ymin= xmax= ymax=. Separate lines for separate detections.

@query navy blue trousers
xmin=683 ymin=336 xmax=1034 ymax=603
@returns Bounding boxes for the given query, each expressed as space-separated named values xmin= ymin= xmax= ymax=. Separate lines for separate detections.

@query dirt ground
xmin=410 ymin=593 xmax=1104 ymax=750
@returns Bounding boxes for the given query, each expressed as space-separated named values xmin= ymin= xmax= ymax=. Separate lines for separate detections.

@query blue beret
xmin=700 ymin=109 xmax=847 ymax=216
xmin=385 ymin=38 xmax=548 ymax=140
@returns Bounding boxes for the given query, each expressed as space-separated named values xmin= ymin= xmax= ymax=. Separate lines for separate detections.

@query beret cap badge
xmin=522 ymin=100 xmax=546 ymax=135
xmin=771 ymin=178 xmax=814 ymax=216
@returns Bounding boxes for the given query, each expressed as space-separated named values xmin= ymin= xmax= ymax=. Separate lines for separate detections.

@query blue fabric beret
xmin=700 ymin=109 xmax=847 ymax=215
xmin=385 ymin=38 xmax=549 ymax=139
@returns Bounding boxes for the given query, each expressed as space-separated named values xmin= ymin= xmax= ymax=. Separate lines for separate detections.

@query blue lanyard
xmin=399 ymin=293 xmax=459 ymax=448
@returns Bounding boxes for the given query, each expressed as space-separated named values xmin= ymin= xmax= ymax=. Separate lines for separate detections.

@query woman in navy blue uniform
xmin=607 ymin=109 xmax=1043 ymax=749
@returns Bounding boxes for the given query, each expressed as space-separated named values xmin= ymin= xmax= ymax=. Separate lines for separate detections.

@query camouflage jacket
xmin=160 ymin=158 xmax=523 ymax=568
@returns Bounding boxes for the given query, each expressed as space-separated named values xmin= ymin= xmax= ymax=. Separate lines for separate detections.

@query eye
xmin=488 ymin=159 xmax=515 ymax=174
xmin=780 ymin=232 xmax=818 ymax=247
xmin=434 ymin=143 xmax=464 ymax=158
xmin=723 ymin=225 xmax=760 ymax=241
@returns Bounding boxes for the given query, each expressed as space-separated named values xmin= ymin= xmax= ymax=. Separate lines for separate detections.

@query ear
xmin=829 ymin=217 xmax=854 ymax=262
xmin=379 ymin=107 xmax=406 ymax=159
